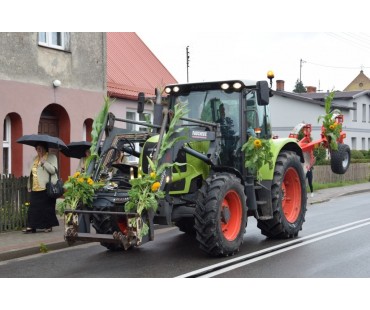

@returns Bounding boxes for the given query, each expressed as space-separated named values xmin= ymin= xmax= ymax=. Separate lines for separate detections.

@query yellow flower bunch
xmin=57 ymin=172 xmax=104 ymax=215
xmin=242 ymin=136 xmax=273 ymax=181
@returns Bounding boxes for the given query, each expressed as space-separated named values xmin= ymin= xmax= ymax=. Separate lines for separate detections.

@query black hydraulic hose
xmin=182 ymin=146 xmax=214 ymax=167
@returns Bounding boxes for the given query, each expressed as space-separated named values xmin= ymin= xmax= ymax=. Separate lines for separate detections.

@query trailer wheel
xmin=194 ymin=173 xmax=247 ymax=257
xmin=330 ymin=143 xmax=350 ymax=174
xmin=257 ymin=151 xmax=307 ymax=238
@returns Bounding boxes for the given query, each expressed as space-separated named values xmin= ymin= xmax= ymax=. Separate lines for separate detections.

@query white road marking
xmin=176 ymin=217 xmax=370 ymax=278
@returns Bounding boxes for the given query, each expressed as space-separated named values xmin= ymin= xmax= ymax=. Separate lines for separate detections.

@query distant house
xmin=0 ymin=33 xmax=106 ymax=179
xmin=270 ymin=77 xmax=370 ymax=151
xmin=343 ymin=70 xmax=370 ymax=92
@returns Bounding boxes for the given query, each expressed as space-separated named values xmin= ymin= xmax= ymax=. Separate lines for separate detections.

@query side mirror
xmin=137 ymin=92 xmax=145 ymax=113
xmin=256 ymin=81 xmax=270 ymax=106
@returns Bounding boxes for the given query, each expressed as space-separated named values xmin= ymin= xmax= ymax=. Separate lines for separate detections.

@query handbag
xmin=46 ymin=168 xmax=64 ymax=199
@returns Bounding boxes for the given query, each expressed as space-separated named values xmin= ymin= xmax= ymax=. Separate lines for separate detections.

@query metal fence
xmin=0 ymin=175 xmax=29 ymax=232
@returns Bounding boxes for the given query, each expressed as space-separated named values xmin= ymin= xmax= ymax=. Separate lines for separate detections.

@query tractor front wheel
xmin=194 ymin=173 xmax=247 ymax=257
xmin=257 ymin=151 xmax=307 ymax=238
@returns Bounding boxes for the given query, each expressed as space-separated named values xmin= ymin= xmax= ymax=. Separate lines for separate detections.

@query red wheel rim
xmin=281 ymin=167 xmax=302 ymax=223
xmin=220 ymin=190 xmax=243 ymax=241
xmin=117 ymin=217 xmax=128 ymax=234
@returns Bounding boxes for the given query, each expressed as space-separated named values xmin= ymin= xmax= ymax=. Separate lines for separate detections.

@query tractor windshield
xmin=174 ymin=89 xmax=240 ymax=133
xmin=173 ymin=89 xmax=241 ymax=167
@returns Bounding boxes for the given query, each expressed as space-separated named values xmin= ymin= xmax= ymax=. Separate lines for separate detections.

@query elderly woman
xmin=22 ymin=142 xmax=60 ymax=233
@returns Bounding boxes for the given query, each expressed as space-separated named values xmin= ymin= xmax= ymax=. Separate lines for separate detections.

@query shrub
xmin=351 ymin=150 xmax=364 ymax=159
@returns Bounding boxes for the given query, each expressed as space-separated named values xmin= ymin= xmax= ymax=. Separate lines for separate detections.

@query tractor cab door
xmin=245 ymin=91 xmax=272 ymax=140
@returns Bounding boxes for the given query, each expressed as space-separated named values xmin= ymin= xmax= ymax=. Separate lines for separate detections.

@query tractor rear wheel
xmin=194 ymin=173 xmax=247 ymax=257
xmin=257 ymin=151 xmax=307 ymax=238
xmin=330 ymin=143 xmax=350 ymax=174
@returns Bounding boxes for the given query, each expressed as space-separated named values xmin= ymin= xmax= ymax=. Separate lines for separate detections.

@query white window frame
xmin=125 ymin=110 xmax=153 ymax=163
xmin=38 ymin=32 xmax=68 ymax=50
xmin=3 ymin=116 xmax=11 ymax=175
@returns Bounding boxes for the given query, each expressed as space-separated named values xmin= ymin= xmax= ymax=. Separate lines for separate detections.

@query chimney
xmin=276 ymin=80 xmax=285 ymax=91
xmin=306 ymin=86 xmax=317 ymax=93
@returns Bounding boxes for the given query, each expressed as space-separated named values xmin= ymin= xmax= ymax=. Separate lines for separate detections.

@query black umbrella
xmin=16 ymin=134 xmax=68 ymax=150
xmin=61 ymin=141 xmax=91 ymax=159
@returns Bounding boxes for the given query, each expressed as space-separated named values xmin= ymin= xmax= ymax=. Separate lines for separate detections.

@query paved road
xmin=0 ymin=182 xmax=369 ymax=263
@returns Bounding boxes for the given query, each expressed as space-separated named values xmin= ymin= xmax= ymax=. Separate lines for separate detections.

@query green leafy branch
xmin=85 ymin=97 xmax=114 ymax=170
xmin=125 ymin=101 xmax=189 ymax=237
xmin=242 ymin=137 xmax=273 ymax=182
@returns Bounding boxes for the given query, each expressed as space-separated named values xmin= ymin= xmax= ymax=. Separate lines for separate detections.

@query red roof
xmin=107 ymin=32 xmax=177 ymax=100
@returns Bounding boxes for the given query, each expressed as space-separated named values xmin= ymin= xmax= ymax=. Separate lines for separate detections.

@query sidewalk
xmin=1 ymin=182 xmax=369 ymax=262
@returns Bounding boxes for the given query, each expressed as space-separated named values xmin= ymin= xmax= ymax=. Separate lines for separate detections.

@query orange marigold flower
xmin=73 ymin=172 xmax=81 ymax=178
xmin=87 ymin=178 xmax=94 ymax=185
xmin=254 ymin=139 xmax=262 ymax=148
xmin=329 ymin=124 xmax=335 ymax=130
xmin=151 ymin=181 xmax=160 ymax=192
xmin=77 ymin=177 xmax=84 ymax=183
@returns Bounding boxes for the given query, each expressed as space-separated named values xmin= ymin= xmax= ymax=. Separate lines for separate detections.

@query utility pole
xmin=186 ymin=46 xmax=190 ymax=82
xmin=300 ymin=59 xmax=306 ymax=82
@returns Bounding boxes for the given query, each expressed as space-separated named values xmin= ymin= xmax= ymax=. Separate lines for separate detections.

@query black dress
xmin=27 ymin=190 xmax=59 ymax=229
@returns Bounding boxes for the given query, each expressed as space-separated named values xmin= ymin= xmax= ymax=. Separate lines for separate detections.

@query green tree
xmin=293 ymin=79 xmax=307 ymax=93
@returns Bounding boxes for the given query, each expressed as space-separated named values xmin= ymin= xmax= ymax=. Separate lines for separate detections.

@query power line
xmin=325 ymin=32 xmax=370 ymax=53
xmin=304 ymin=60 xmax=370 ymax=70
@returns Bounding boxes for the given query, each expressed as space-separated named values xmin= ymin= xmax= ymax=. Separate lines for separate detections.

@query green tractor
xmin=64 ymin=77 xmax=350 ymax=257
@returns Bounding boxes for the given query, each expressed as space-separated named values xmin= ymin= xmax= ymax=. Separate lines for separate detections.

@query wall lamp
xmin=53 ymin=79 xmax=62 ymax=87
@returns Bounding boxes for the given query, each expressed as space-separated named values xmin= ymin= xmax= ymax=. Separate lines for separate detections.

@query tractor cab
xmin=163 ymin=80 xmax=272 ymax=169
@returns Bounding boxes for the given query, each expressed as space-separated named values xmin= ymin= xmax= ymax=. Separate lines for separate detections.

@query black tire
xmin=92 ymin=206 xmax=124 ymax=251
xmin=257 ymin=151 xmax=307 ymax=238
xmin=175 ymin=218 xmax=196 ymax=235
xmin=330 ymin=143 xmax=351 ymax=174
xmin=194 ymin=173 xmax=247 ymax=257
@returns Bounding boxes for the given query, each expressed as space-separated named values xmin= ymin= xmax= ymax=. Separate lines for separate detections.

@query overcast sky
xmin=138 ymin=32 xmax=370 ymax=93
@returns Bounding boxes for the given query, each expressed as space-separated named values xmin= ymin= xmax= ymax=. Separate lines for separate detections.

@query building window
xmin=368 ymin=104 xmax=370 ymax=123
xmin=38 ymin=32 xmax=69 ymax=51
xmin=351 ymin=137 xmax=356 ymax=150
xmin=2 ymin=117 xmax=11 ymax=175
xmin=352 ymin=102 xmax=357 ymax=122
xmin=362 ymin=104 xmax=366 ymax=122
xmin=362 ymin=138 xmax=365 ymax=150
xmin=125 ymin=111 xmax=153 ymax=163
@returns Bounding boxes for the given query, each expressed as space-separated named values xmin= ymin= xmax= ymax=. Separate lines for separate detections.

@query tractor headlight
xmin=233 ymin=82 xmax=242 ymax=89
xmin=221 ymin=83 xmax=230 ymax=90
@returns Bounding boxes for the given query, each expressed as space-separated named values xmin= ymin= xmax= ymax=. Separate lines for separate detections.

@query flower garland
xmin=242 ymin=136 xmax=273 ymax=182
xmin=124 ymin=102 xmax=188 ymax=237
xmin=317 ymin=90 xmax=342 ymax=151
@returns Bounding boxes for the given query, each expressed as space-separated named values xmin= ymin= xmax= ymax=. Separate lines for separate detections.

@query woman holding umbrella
xmin=22 ymin=142 xmax=60 ymax=233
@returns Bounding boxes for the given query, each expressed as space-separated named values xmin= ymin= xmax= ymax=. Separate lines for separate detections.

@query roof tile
xmin=107 ymin=32 xmax=177 ymax=99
